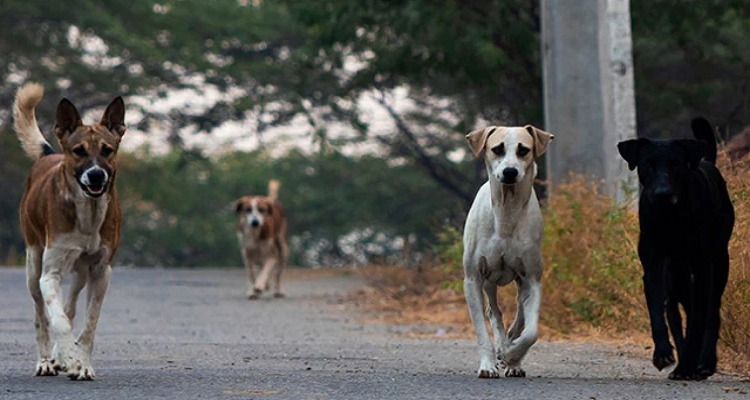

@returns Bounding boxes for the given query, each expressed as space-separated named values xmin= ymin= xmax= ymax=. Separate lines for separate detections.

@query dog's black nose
xmin=251 ymin=219 xmax=260 ymax=227
xmin=653 ymin=187 xmax=674 ymax=202
xmin=86 ymin=169 xmax=106 ymax=185
xmin=502 ymin=168 xmax=519 ymax=181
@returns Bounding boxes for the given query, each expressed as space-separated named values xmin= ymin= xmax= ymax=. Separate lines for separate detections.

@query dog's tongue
xmin=88 ymin=185 xmax=104 ymax=194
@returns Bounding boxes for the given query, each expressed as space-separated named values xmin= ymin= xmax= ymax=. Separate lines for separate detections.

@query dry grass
xmin=717 ymin=154 xmax=750 ymax=373
xmin=355 ymin=152 xmax=750 ymax=376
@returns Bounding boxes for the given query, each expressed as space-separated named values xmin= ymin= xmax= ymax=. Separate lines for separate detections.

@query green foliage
xmin=631 ymin=0 xmax=750 ymax=134
xmin=434 ymin=224 xmax=464 ymax=292
xmin=0 ymin=130 xmax=33 ymax=264
xmin=117 ymin=149 xmax=463 ymax=267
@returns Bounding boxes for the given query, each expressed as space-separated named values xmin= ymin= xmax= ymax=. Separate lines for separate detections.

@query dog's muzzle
xmin=79 ymin=167 xmax=109 ymax=198
xmin=500 ymin=167 xmax=519 ymax=184
xmin=651 ymin=187 xmax=678 ymax=206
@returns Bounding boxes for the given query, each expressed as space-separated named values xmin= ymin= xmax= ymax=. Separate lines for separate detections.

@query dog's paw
xmin=668 ymin=363 xmax=707 ymax=381
xmin=477 ymin=359 xmax=501 ymax=378
xmin=247 ymin=288 xmax=262 ymax=300
xmin=652 ymin=350 xmax=675 ymax=371
xmin=68 ymin=364 xmax=95 ymax=381
xmin=695 ymin=364 xmax=716 ymax=379
xmin=273 ymin=292 xmax=285 ymax=298
xmin=504 ymin=366 xmax=526 ymax=378
xmin=34 ymin=358 xmax=59 ymax=376
xmin=501 ymin=359 xmax=526 ymax=378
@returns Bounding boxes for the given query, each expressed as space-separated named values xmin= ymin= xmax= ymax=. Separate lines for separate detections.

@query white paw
xmin=34 ymin=358 xmax=59 ymax=376
xmin=477 ymin=359 xmax=501 ymax=378
xmin=68 ymin=363 xmax=96 ymax=380
xmin=504 ymin=365 xmax=526 ymax=378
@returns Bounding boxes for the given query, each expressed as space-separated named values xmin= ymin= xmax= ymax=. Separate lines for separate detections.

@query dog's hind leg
xmin=507 ymin=278 xmax=526 ymax=342
xmin=666 ymin=267 xmax=688 ymax=364
xmin=665 ymin=299 xmax=684 ymax=357
xmin=26 ymin=246 xmax=58 ymax=376
xmin=483 ymin=281 xmax=507 ymax=360
xmin=254 ymin=257 xmax=276 ymax=295
xmin=697 ymin=249 xmax=730 ymax=379
xmin=670 ymin=261 xmax=712 ymax=381
xmin=65 ymin=269 xmax=89 ymax=323
xmin=464 ymin=266 xmax=499 ymax=378
xmin=502 ymin=278 xmax=541 ymax=378
xmin=71 ymin=264 xmax=111 ymax=380
xmin=242 ymin=249 xmax=258 ymax=299
xmin=272 ymin=240 xmax=288 ymax=298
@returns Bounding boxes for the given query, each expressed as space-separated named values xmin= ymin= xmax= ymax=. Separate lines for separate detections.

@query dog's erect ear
xmin=617 ymin=138 xmax=646 ymax=170
xmin=101 ymin=96 xmax=126 ymax=136
xmin=234 ymin=200 xmax=244 ymax=214
xmin=524 ymin=125 xmax=554 ymax=158
xmin=466 ymin=127 xmax=497 ymax=157
xmin=676 ymin=139 xmax=707 ymax=169
xmin=54 ymin=98 xmax=82 ymax=139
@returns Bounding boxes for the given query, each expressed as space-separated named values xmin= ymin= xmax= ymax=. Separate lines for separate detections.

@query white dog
xmin=462 ymin=125 xmax=553 ymax=378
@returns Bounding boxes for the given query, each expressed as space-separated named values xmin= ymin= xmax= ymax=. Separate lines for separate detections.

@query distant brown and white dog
xmin=13 ymin=83 xmax=126 ymax=380
xmin=234 ymin=180 xmax=288 ymax=299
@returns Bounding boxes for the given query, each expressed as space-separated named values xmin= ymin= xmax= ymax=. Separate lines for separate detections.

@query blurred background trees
xmin=1 ymin=0 xmax=749 ymax=266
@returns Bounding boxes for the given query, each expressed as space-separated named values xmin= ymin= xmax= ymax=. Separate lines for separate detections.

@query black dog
xmin=618 ymin=117 xmax=734 ymax=380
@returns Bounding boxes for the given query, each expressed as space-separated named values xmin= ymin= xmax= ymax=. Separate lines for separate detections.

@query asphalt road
xmin=1 ymin=267 xmax=748 ymax=400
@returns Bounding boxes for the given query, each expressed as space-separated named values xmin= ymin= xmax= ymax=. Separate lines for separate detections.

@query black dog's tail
xmin=691 ymin=117 xmax=717 ymax=163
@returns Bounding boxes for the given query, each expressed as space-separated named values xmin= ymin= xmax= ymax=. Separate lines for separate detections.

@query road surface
xmin=1 ymin=267 xmax=747 ymax=399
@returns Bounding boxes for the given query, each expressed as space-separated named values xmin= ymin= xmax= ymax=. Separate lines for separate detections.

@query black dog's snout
xmin=86 ymin=169 xmax=106 ymax=185
xmin=502 ymin=168 xmax=519 ymax=181
xmin=653 ymin=186 xmax=674 ymax=201
xmin=251 ymin=219 xmax=260 ymax=227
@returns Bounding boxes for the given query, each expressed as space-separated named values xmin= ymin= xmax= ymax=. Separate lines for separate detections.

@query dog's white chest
xmin=481 ymin=239 xmax=530 ymax=286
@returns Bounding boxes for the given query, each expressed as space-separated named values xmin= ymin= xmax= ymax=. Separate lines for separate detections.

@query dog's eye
xmin=72 ymin=147 xmax=87 ymax=157
xmin=258 ymin=208 xmax=266 ymax=214
xmin=101 ymin=145 xmax=114 ymax=157
xmin=517 ymin=146 xmax=530 ymax=157
xmin=491 ymin=144 xmax=505 ymax=156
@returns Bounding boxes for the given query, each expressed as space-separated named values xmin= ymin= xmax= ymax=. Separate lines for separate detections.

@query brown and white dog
xmin=234 ymin=180 xmax=288 ymax=299
xmin=13 ymin=83 xmax=126 ymax=380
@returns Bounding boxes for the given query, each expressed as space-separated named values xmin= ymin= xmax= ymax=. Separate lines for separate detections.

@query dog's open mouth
xmin=80 ymin=182 xmax=107 ymax=198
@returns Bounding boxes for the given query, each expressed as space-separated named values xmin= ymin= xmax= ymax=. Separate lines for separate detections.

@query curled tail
xmin=691 ymin=117 xmax=717 ymax=163
xmin=13 ymin=82 xmax=54 ymax=160
xmin=267 ymin=179 xmax=281 ymax=202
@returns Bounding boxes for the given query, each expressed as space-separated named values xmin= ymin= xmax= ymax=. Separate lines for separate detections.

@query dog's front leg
xmin=26 ymin=246 xmax=58 ymax=376
xmin=39 ymin=248 xmax=82 ymax=377
xmin=254 ymin=257 xmax=276 ymax=296
xmin=242 ymin=249 xmax=258 ymax=298
xmin=464 ymin=275 xmax=499 ymax=378
xmin=72 ymin=264 xmax=111 ymax=380
xmin=642 ymin=264 xmax=675 ymax=371
xmin=482 ymin=281 xmax=507 ymax=359
xmin=501 ymin=278 xmax=540 ymax=377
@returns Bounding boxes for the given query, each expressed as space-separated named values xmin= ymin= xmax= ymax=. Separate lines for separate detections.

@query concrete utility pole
xmin=541 ymin=0 xmax=637 ymax=202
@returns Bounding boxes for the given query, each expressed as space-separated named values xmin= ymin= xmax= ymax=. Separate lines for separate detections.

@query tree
xmin=631 ymin=0 xmax=750 ymax=136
